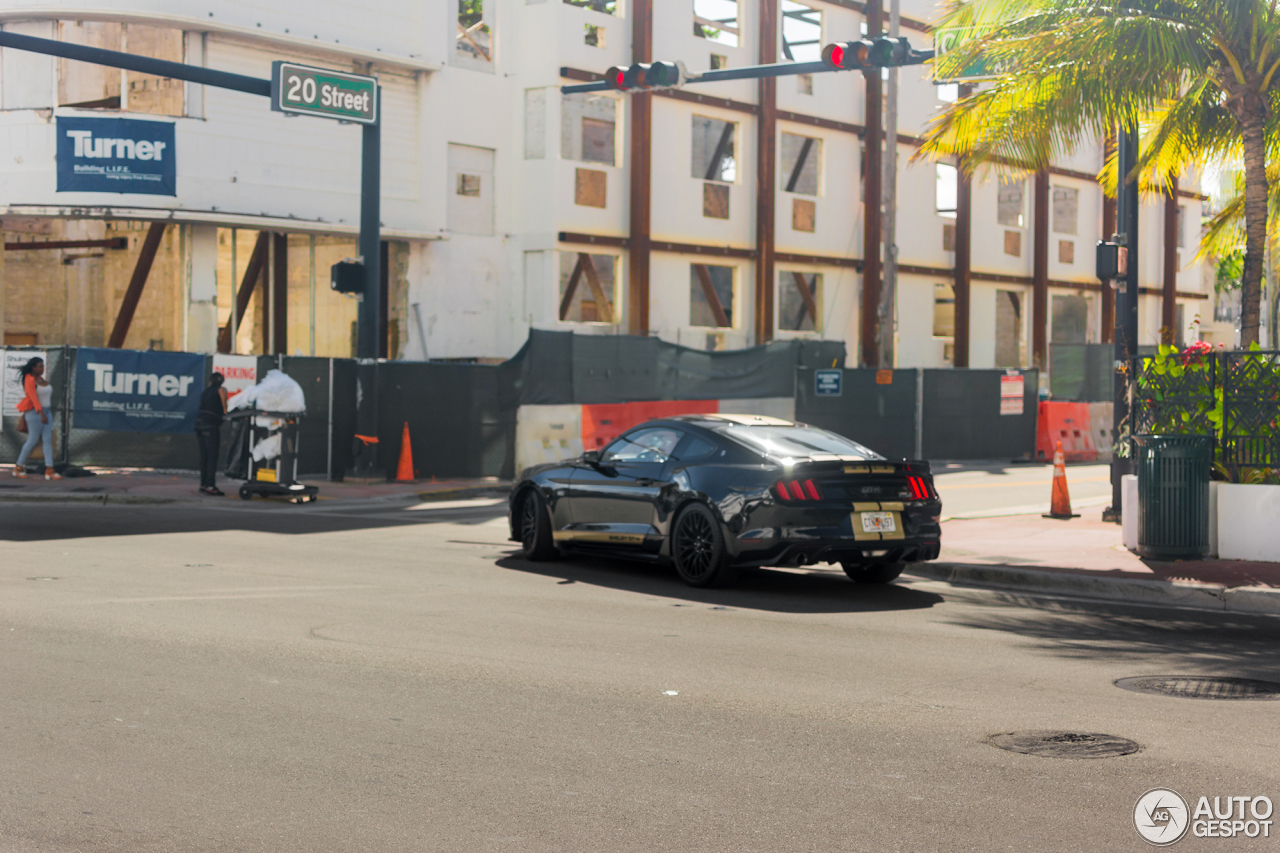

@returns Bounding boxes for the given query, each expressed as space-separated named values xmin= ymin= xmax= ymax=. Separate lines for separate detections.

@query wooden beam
xmin=218 ymin=231 xmax=268 ymax=354
xmin=106 ymin=222 xmax=166 ymax=349
xmin=1101 ymin=134 xmax=1117 ymax=345
xmin=791 ymin=271 xmax=819 ymax=328
xmin=559 ymin=253 xmax=587 ymax=321
xmin=693 ymin=263 xmax=731 ymax=328
xmin=860 ymin=0 xmax=883 ymax=368
xmin=655 ymin=88 xmax=757 ymax=116
xmin=580 ymin=253 xmax=615 ymax=324
xmin=1032 ymin=170 xmax=1050 ymax=369
xmin=272 ymin=232 xmax=288 ymax=355
xmin=651 ymin=240 xmax=756 ymax=260
xmin=756 ymin=0 xmax=778 ymax=345
xmin=1163 ymin=175 xmax=1179 ymax=345
xmin=776 ymin=251 xmax=859 ymax=268
xmin=4 ymin=237 xmax=128 ymax=251
xmin=628 ymin=0 xmax=652 ymax=335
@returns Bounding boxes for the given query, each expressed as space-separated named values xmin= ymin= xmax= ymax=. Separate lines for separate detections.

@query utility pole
xmin=879 ymin=0 xmax=900 ymax=369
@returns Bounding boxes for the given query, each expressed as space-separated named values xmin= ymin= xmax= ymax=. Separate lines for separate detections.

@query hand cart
xmin=225 ymin=409 xmax=320 ymax=503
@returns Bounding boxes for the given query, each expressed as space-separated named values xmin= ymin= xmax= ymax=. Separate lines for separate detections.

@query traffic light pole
xmin=1107 ymin=122 xmax=1141 ymax=522
xmin=561 ymin=59 xmax=834 ymax=94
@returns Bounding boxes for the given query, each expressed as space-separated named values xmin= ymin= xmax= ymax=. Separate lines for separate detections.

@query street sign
xmin=815 ymin=369 xmax=842 ymax=396
xmin=271 ymin=61 xmax=378 ymax=125
xmin=932 ymin=26 xmax=998 ymax=82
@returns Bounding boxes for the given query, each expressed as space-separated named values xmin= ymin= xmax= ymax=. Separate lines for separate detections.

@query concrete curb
xmin=0 ymin=493 xmax=178 ymax=505
xmin=904 ymin=562 xmax=1280 ymax=616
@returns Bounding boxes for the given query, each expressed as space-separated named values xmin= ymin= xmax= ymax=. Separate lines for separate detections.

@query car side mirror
xmin=582 ymin=450 xmax=601 ymax=465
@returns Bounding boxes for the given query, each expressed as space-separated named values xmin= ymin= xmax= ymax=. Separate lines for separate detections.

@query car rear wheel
xmin=841 ymin=561 xmax=905 ymax=584
xmin=519 ymin=489 xmax=559 ymax=562
xmin=672 ymin=503 xmax=738 ymax=588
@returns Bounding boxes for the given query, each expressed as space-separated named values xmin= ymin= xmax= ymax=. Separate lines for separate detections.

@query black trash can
xmin=1133 ymin=434 xmax=1212 ymax=560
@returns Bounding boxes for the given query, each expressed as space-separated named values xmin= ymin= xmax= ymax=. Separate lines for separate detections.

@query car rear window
xmin=722 ymin=424 xmax=883 ymax=460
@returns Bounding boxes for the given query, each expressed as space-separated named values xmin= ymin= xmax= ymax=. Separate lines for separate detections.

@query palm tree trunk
xmin=1240 ymin=106 xmax=1267 ymax=347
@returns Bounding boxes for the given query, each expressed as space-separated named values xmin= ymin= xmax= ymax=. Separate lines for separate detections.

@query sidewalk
xmin=906 ymin=505 xmax=1280 ymax=615
xmin=0 ymin=467 xmax=511 ymax=505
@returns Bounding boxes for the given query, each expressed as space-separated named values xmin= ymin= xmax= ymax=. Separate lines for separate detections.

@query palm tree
xmin=916 ymin=0 xmax=1280 ymax=347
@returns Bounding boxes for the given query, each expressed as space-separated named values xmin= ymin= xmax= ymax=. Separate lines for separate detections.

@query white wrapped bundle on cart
xmin=224 ymin=370 xmax=319 ymax=504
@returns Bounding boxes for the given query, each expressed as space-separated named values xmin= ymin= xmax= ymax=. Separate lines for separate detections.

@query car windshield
xmin=722 ymin=424 xmax=883 ymax=460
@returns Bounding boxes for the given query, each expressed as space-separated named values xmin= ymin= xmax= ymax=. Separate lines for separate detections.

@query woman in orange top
xmin=13 ymin=356 xmax=61 ymax=480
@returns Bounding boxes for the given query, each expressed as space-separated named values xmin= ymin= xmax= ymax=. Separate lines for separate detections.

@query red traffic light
xmin=821 ymin=42 xmax=845 ymax=69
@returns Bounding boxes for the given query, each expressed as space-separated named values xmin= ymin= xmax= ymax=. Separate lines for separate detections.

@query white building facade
xmin=0 ymin=0 xmax=1210 ymax=365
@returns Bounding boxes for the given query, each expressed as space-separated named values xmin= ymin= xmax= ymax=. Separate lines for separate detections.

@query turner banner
xmin=74 ymin=348 xmax=203 ymax=433
xmin=56 ymin=116 xmax=177 ymax=195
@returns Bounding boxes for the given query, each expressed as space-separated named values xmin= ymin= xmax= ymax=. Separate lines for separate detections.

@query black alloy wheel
xmin=841 ymin=561 xmax=905 ymax=584
xmin=520 ymin=489 xmax=558 ymax=562
xmin=672 ymin=503 xmax=737 ymax=588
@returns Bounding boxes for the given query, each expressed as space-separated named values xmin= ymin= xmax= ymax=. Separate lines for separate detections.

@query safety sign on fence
xmin=1000 ymin=371 xmax=1025 ymax=416
xmin=73 ymin=347 xmax=203 ymax=433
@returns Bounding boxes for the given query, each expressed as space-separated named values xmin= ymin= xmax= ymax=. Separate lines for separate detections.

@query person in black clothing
xmin=195 ymin=372 xmax=228 ymax=495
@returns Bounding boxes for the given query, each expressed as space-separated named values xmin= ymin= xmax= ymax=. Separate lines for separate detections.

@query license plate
xmin=860 ymin=511 xmax=896 ymax=534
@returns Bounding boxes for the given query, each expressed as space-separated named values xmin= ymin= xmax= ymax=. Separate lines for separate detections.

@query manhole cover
xmin=989 ymin=730 xmax=1140 ymax=759
xmin=1115 ymin=676 xmax=1280 ymax=700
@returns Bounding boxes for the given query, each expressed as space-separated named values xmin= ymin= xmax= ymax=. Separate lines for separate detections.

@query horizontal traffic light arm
xmin=560 ymin=59 xmax=834 ymax=94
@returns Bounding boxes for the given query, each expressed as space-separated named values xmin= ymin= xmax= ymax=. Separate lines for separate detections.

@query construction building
xmin=1 ymin=0 xmax=1209 ymax=366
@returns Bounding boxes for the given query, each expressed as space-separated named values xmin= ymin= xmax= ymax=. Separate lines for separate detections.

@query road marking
xmin=404 ymin=498 xmax=507 ymax=511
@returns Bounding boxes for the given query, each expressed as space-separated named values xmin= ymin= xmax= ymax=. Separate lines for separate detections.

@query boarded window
xmin=792 ymin=198 xmax=815 ymax=232
xmin=559 ymin=252 xmax=618 ymax=323
xmin=575 ymin=168 xmax=607 ymax=208
xmin=943 ymin=223 xmax=956 ymax=251
xmin=995 ymin=290 xmax=1024 ymax=367
xmin=58 ymin=22 xmax=123 ymax=108
xmin=692 ymin=116 xmax=736 ymax=182
xmin=710 ymin=54 xmax=728 ymax=69
xmin=694 ymin=0 xmax=739 ymax=48
xmin=997 ymin=178 xmax=1025 ymax=227
xmin=456 ymin=0 xmax=493 ymax=68
xmin=564 ymin=0 xmax=617 ymax=13
xmin=781 ymin=2 xmax=822 ymax=62
xmin=524 ymin=89 xmax=546 ymax=159
xmin=584 ymin=23 xmax=604 ymax=47
xmin=447 ymin=144 xmax=494 ymax=235
xmin=703 ymin=183 xmax=730 ymax=218
xmin=123 ymin=25 xmax=185 ymax=115
xmin=690 ymin=264 xmax=735 ymax=327
xmin=933 ymin=283 xmax=955 ymax=337
xmin=1004 ymin=230 xmax=1022 ymax=257
xmin=1052 ymin=294 xmax=1090 ymax=343
xmin=780 ymin=132 xmax=820 ymax=196
xmin=779 ymin=271 xmax=821 ymax=331
xmin=936 ymin=163 xmax=957 ymax=217
xmin=1058 ymin=239 xmax=1074 ymax=264
xmin=1052 ymin=186 xmax=1079 ymax=235
xmin=562 ymin=93 xmax=618 ymax=165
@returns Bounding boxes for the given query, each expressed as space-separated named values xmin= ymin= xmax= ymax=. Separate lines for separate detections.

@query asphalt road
xmin=3 ymin=497 xmax=1277 ymax=852
xmin=932 ymin=461 xmax=1114 ymax=519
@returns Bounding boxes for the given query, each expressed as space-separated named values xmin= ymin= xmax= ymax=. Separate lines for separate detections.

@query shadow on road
xmin=0 ymin=500 xmax=508 ymax=541
xmin=943 ymin=603 xmax=1280 ymax=682
xmin=494 ymin=554 xmax=946 ymax=615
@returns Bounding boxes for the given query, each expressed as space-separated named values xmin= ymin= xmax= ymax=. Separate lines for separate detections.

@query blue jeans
xmin=17 ymin=410 xmax=54 ymax=468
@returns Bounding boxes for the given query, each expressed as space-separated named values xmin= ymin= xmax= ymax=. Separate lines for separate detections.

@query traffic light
xmin=604 ymin=61 xmax=686 ymax=91
xmin=821 ymin=37 xmax=931 ymax=70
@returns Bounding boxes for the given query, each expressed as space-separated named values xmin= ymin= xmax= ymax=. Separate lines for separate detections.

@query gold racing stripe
xmin=553 ymin=530 xmax=646 ymax=545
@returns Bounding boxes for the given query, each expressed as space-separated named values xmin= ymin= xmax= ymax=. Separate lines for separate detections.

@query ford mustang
xmin=508 ymin=414 xmax=942 ymax=587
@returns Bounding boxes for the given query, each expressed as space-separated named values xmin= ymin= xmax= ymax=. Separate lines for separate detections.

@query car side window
xmin=676 ymin=435 xmax=717 ymax=461
xmin=602 ymin=428 xmax=684 ymax=465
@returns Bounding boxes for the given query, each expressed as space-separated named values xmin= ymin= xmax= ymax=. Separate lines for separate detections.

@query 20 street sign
xmin=271 ymin=61 xmax=378 ymax=125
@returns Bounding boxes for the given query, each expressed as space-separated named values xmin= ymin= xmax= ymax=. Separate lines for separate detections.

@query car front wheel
xmin=672 ymin=503 xmax=738 ymax=588
xmin=519 ymin=489 xmax=559 ymax=562
xmin=841 ymin=561 xmax=905 ymax=584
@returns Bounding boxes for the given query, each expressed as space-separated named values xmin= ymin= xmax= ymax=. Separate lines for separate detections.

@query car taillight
xmin=906 ymin=475 xmax=932 ymax=500
xmin=773 ymin=479 xmax=823 ymax=501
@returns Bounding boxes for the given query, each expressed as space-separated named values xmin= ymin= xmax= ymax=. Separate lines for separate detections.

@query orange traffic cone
xmin=1043 ymin=440 xmax=1079 ymax=519
xmin=395 ymin=421 xmax=416 ymax=482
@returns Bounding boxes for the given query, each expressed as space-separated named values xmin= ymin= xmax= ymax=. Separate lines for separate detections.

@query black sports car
xmin=508 ymin=414 xmax=942 ymax=587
